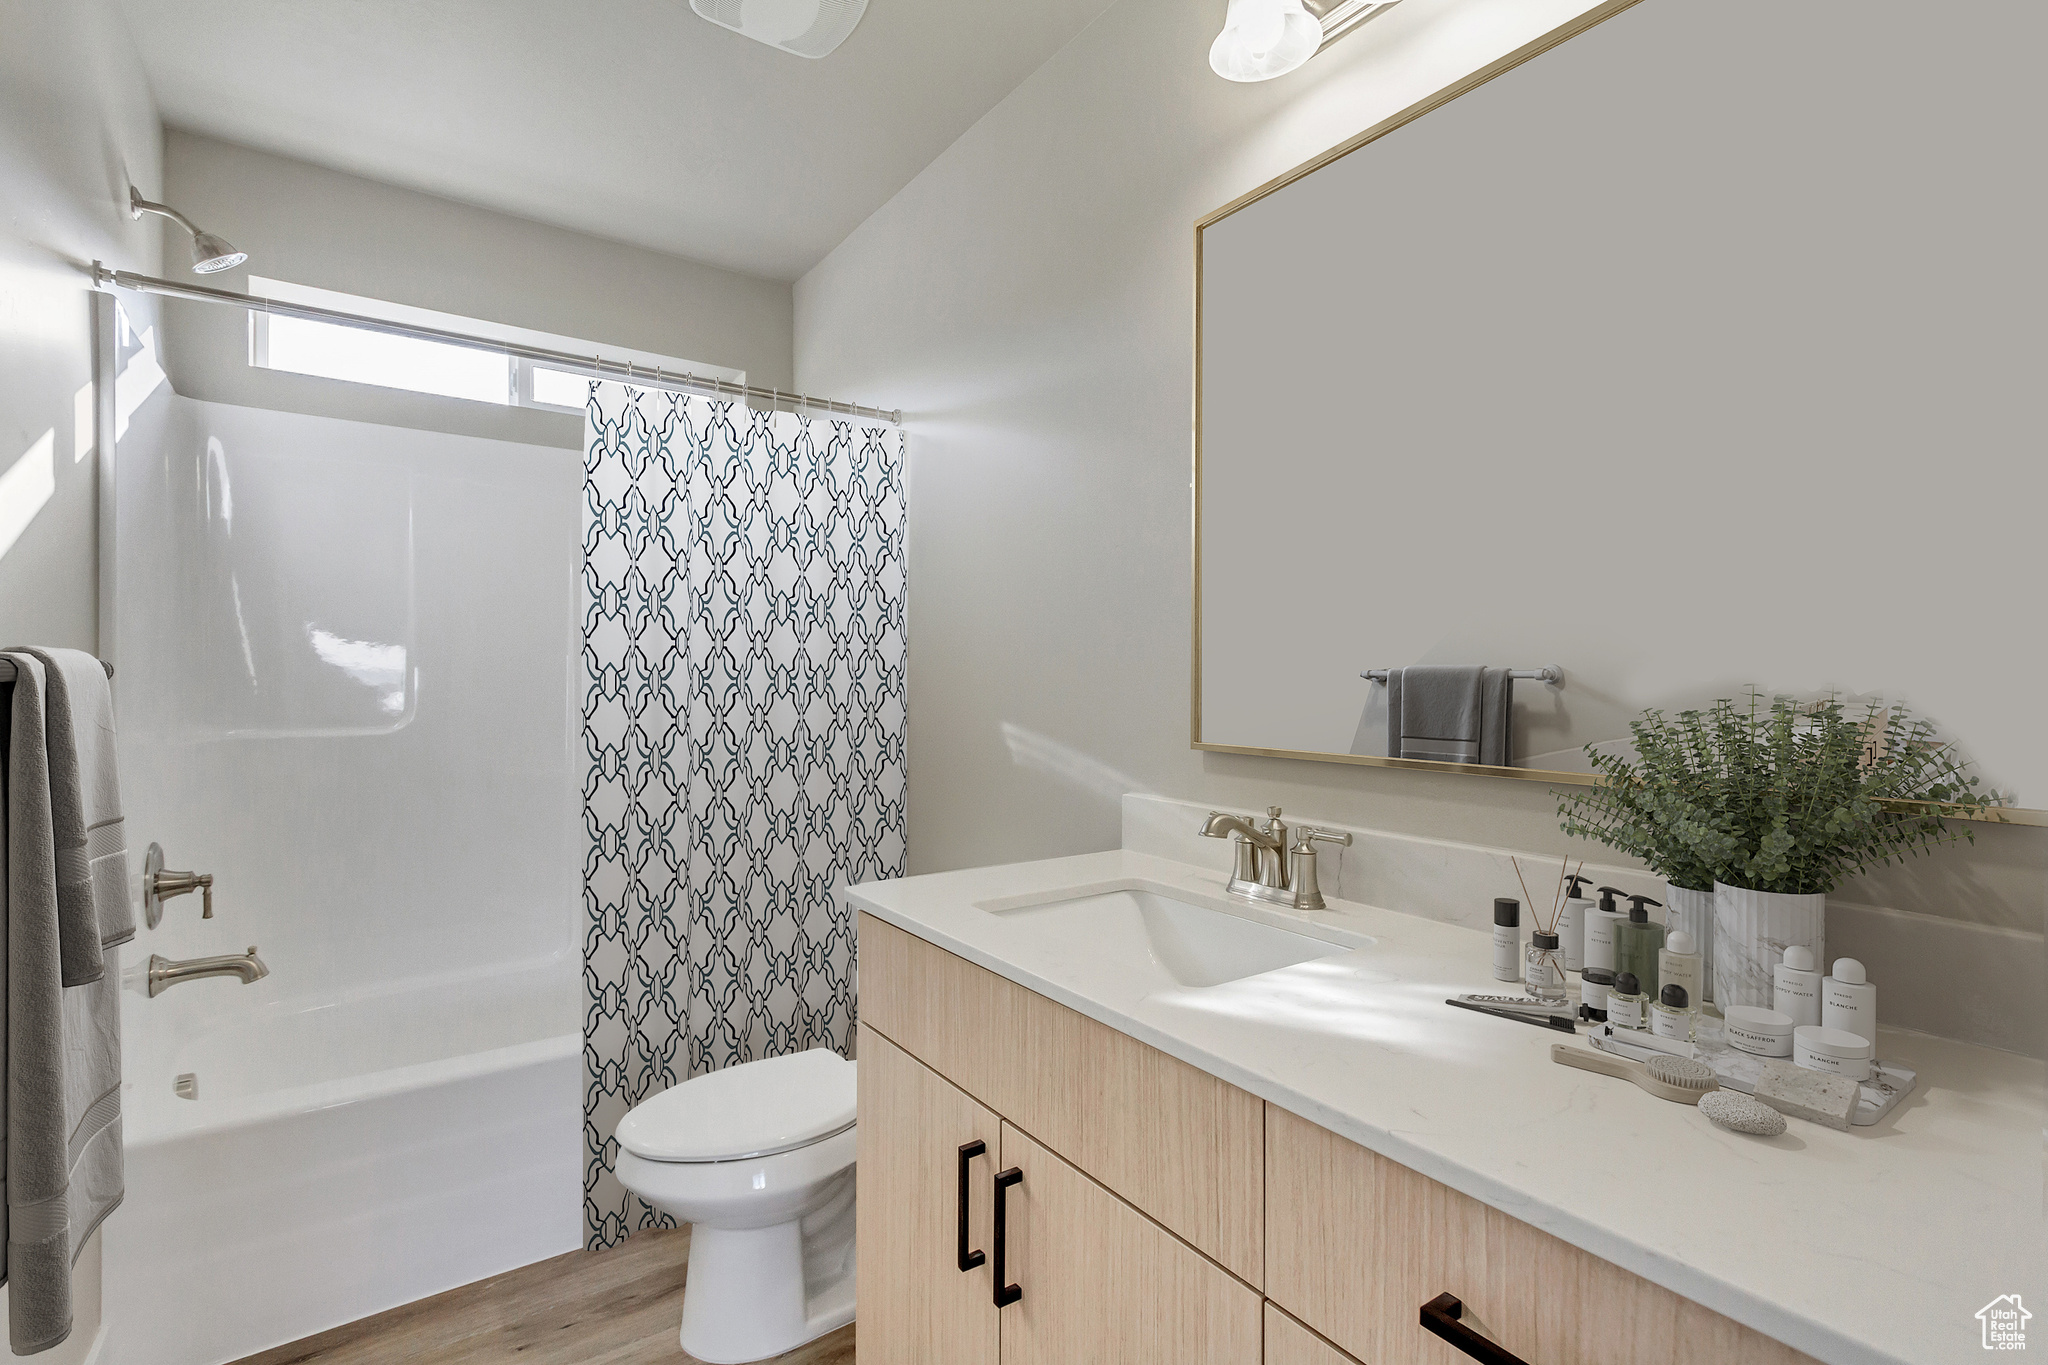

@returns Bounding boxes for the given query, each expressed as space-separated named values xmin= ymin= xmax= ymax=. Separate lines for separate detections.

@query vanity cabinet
xmin=1264 ymin=1106 xmax=1817 ymax=1365
xmin=997 ymin=1120 xmax=1261 ymax=1364
xmin=860 ymin=912 xmax=1263 ymax=1284
xmin=857 ymin=1028 xmax=1001 ymax=1364
xmin=858 ymin=912 xmax=1818 ymax=1365
xmin=857 ymin=1027 xmax=1258 ymax=1364
xmin=1267 ymin=1305 xmax=1364 ymax=1365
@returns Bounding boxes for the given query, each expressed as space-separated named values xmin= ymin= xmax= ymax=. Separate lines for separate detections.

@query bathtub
xmin=103 ymin=957 xmax=581 ymax=1365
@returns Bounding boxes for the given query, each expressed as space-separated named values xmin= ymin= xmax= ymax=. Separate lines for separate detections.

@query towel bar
xmin=0 ymin=657 xmax=116 ymax=683
xmin=1362 ymin=665 xmax=1561 ymax=685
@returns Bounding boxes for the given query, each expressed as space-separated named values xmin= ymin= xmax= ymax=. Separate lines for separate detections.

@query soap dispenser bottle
xmin=1612 ymin=893 xmax=1665 ymax=1001
xmin=1586 ymin=886 xmax=1628 ymax=980
xmin=1558 ymin=873 xmax=1594 ymax=974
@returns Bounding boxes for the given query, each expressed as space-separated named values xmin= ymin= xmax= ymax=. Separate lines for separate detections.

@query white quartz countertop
xmin=848 ymin=849 xmax=2045 ymax=1365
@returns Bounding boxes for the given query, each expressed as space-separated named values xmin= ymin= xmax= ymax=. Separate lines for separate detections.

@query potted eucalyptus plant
xmin=1559 ymin=694 xmax=1995 ymax=1009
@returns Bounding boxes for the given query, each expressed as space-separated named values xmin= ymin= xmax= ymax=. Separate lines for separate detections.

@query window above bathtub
xmin=245 ymin=277 xmax=742 ymax=413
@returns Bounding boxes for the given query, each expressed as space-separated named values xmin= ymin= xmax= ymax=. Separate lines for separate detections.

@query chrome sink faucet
xmin=1199 ymin=806 xmax=1352 ymax=911
xmin=147 ymin=947 xmax=269 ymax=997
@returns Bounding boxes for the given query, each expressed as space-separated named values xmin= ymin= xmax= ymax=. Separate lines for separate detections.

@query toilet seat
xmin=617 ymin=1050 xmax=857 ymax=1164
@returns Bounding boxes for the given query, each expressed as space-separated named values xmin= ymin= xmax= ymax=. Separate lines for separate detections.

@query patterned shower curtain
xmin=580 ymin=383 xmax=906 ymax=1248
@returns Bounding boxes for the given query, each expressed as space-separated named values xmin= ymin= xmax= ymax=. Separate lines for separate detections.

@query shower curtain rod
xmin=90 ymin=263 xmax=904 ymax=425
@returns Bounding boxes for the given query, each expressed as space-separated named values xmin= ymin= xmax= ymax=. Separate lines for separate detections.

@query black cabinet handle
xmin=1420 ymin=1293 xmax=1529 ymax=1365
xmin=956 ymin=1140 xmax=986 ymax=1272
xmin=992 ymin=1167 xmax=1023 ymax=1307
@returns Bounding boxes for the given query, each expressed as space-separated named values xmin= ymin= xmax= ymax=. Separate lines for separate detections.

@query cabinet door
xmin=861 ymin=912 xmax=1265 ymax=1284
xmin=997 ymin=1121 xmax=1261 ymax=1365
xmin=1265 ymin=1106 xmax=1818 ymax=1365
xmin=858 ymin=1029 xmax=1001 ymax=1365
xmin=1268 ymin=1304 xmax=1365 ymax=1365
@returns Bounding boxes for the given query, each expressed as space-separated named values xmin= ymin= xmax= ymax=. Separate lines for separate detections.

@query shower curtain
xmin=580 ymin=384 xmax=906 ymax=1248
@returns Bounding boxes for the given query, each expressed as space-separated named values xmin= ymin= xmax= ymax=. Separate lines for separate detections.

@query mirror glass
xmin=1195 ymin=0 xmax=2037 ymax=807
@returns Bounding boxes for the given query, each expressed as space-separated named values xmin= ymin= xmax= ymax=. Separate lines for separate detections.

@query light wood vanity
xmin=858 ymin=912 xmax=1817 ymax=1365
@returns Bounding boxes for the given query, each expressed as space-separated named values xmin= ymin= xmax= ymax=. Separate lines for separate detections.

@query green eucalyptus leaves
xmin=1557 ymin=694 xmax=1998 ymax=897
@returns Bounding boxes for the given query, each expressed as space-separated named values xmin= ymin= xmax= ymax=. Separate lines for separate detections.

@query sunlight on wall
xmin=1001 ymin=721 xmax=1149 ymax=802
xmin=114 ymin=324 xmax=168 ymax=440
xmin=72 ymin=380 xmax=94 ymax=463
xmin=0 ymin=429 xmax=58 ymax=561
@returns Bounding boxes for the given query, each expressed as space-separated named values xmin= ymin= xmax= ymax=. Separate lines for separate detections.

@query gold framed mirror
xmin=1190 ymin=0 xmax=2042 ymax=824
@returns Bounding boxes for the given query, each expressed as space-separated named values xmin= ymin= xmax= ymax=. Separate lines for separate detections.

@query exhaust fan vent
xmin=690 ymin=0 xmax=870 ymax=59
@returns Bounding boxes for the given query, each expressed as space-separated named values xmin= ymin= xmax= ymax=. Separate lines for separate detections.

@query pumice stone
xmin=1699 ymin=1090 xmax=1788 ymax=1137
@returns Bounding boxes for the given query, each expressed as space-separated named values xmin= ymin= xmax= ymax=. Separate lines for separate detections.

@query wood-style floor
xmin=228 ymin=1228 xmax=856 ymax=1365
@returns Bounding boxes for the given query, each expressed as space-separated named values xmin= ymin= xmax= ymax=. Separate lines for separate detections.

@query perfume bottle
xmin=1523 ymin=931 xmax=1565 ymax=1003
xmin=1650 ymin=983 xmax=1696 ymax=1043
xmin=1608 ymin=971 xmax=1647 ymax=1030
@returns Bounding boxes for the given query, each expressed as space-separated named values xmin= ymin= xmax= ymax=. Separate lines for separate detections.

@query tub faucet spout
xmin=147 ymin=947 xmax=269 ymax=997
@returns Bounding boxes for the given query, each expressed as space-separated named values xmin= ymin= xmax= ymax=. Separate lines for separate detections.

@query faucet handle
xmin=143 ymin=842 xmax=216 ymax=929
xmin=1295 ymin=826 xmax=1353 ymax=851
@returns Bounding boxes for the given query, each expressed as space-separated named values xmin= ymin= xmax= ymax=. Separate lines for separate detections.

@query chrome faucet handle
xmin=1287 ymin=828 xmax=1351 ymax=911
xmin=143 ymin=842 xmax=214 ymax=929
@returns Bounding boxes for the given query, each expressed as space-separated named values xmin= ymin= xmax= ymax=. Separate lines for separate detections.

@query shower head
xmin=187 ymin=231 xmax=248 ymax=275
xmin=129 ymin=185 xmax=249 ymax=275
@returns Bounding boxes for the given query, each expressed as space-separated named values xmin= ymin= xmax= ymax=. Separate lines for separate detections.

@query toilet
xmin=614 ymin=1050 xmax=858 ymax=1364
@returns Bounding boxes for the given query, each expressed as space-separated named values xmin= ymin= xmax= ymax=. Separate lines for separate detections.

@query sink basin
xmin=982 ymin=888 xmax=1348 ymax=988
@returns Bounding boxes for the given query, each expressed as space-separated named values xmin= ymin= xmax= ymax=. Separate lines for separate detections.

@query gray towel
xmin=1386 ymin=665 xmax=1514 ymax=766
xmin=17 ymin=649 xmax=133 ymax=958
xmin=0 ymin=652 xmax=125 ymax=1355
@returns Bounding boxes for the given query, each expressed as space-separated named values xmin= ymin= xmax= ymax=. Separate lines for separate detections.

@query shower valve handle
xmin=144 ymin=843 xmax=214 ymax=929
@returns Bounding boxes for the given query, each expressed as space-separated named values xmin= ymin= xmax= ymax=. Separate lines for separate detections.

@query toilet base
xmin=677 ymin=1175 xmax=856 ymax=1364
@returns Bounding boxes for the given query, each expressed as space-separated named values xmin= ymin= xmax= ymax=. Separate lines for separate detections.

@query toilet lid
xmin=616 ymin=1050 xmax=858 ymax=1163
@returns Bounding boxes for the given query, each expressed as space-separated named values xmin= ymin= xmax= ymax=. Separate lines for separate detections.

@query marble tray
xmin=1590 ymin=1018 xmax=1916 ymax=1127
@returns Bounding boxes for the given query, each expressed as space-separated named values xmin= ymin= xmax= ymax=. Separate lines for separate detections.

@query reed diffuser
xmin=1513 ymin=856 xmax=1578 ymax=1004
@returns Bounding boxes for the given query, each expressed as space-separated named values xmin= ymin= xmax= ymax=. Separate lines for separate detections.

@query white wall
xmin=0 ymin=0 xmax=160 ymax=1352
xmin=157 ymin=131 xmax=795 ymax=448
xmin=0 ymin=0 xmax=161 ymax=654
xmin=794 ymin=0 xmax=2045 ymax=970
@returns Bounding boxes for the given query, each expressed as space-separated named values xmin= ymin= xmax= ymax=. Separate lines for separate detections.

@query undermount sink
xmin=981 ymin=887 xmax=1350 ymax=988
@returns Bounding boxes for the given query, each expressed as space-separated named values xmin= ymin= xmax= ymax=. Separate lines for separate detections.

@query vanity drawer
xmin=1264 ymin=1106 xmax=1818 ymax=1365
xmin=859 ymin=912 xmax=1264 ymax=1286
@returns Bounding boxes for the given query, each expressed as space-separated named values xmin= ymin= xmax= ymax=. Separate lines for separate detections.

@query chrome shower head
xmin=188 ymin=231 xmax=247 ymax=275
xmin=129 ymin=185 xmax=248 ymax=275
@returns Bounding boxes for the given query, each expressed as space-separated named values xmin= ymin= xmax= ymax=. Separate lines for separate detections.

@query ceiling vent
xmin=689 ymin=0 xmax=870 ymax=59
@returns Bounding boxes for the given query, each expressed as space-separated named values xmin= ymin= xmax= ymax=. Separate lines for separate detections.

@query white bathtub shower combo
xmin=105 ymin=391 xmax=583 ymax=1365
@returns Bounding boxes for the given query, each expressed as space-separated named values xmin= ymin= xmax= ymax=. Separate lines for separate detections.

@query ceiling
xmin=114 ymin=0 xmax=1119 ymax=281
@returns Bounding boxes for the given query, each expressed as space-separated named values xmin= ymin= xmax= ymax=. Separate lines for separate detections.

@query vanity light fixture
xmin=1209 ymin=0 xmax=1401 ymax=83
xmin=1209 ymin=0 xmax=1321 ymax=82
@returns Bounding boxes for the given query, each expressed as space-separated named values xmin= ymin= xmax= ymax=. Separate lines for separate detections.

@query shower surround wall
xmin=107 ymin=390 xmax=583 ymax=1365
xmin=581 ymin=384 xmax=906 ymax=1247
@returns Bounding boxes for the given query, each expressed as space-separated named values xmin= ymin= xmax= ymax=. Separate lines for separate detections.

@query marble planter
xmin=1663 ymin=883 xmax=1717 ymax=1004
xmin=1712 ymin=882 xmax=1825 ymax=1010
